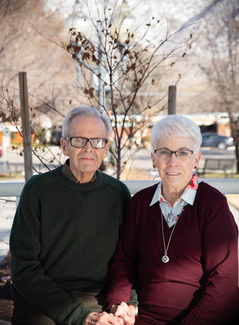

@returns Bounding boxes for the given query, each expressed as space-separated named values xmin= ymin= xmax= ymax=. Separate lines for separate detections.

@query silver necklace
xmin=161 ymin=209 xmax=184 ymax=263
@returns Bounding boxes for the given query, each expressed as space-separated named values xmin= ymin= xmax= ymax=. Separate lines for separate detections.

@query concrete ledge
xmin=0 ymin=320 xmax=11 ymax=325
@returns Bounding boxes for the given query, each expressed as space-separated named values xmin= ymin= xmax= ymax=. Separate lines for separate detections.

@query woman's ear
xmin=151 ymin=152 xmax=156 ymax=168
xmin=195 ymin=151 xmax=202 ymax=167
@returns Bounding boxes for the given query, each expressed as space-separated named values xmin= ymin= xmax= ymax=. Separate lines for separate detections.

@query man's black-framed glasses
xmin=65 ymin=137 xmax=108 ymax=149
xmin=154 ymin=148 xmax=193 ymax=160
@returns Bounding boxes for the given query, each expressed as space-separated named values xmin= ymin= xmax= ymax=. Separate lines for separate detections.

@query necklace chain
xmin=161 ymin=209 xmax=184 ymax=263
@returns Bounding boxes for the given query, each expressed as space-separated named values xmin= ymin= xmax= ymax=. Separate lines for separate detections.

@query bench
xmin=197 ymin=158 xmax=237 ymax=178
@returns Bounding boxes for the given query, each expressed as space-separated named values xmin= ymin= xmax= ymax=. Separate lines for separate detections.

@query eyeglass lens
xmin=155 ymin=149 xmax=193 ymax=159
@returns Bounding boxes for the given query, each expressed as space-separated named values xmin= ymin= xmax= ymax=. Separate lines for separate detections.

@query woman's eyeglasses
xmin=154 ymin=148 xmax=193 ymax=160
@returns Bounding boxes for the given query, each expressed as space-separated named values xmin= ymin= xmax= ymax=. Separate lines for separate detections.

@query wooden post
xmin=18 ymin=72 xmax=33 ymax=181
xmin=168 ymin=85 xmax=177 ymax=114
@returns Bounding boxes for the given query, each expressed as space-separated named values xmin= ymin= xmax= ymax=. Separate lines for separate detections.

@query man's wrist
xmin=127 ymin=303 xmax=138 ymax=316
xmin=85 ymin=312 xmax=100 ymax=325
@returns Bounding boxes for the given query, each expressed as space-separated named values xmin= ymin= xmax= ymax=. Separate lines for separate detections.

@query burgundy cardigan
xmin=106 ymin=182 xmax=238 ymax=324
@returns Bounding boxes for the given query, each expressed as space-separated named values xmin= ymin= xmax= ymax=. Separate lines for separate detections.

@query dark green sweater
xmin=10 ymin=166 xmax=131 ymax=325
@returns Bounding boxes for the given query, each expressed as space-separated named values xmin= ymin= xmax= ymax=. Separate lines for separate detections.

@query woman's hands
xmin=110 ymin=302 xmax=136 ymax=325
xmin=84 ymin=302 xmax=136 ymax=325
xmin=85 ymin=311 xmax=119 ymax=325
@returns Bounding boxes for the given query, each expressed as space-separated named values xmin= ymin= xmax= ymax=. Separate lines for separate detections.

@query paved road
xmin=0 ymin=146 xmax=66 ymax=176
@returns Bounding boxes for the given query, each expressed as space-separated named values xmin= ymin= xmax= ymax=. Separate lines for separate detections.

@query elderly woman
xmin=105 ymin=115 xmax=238 ymax=325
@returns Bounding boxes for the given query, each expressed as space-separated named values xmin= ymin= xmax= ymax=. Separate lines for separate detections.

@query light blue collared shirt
xmin=150 ymin=182 xmax=198 ymax=228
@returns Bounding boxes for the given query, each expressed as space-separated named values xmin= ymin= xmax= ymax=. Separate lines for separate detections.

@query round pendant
xmin=168 ymin=212 xmax=174 ymax=219
xmin=162 ymin=255 xmax=169 ymax=263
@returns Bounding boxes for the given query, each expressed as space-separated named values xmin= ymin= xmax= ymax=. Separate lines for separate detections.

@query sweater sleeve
xmin=181 ymin=185 xmax=238 ymax=325
xmin=10 ymin=180 xmax=91 ymax=325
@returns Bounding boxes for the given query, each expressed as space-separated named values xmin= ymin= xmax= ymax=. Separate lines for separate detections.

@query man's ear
xmin=61 ymin=138 xmax=69 ymax=156
xmin=103 ymin=141 xmax=111 ymax=159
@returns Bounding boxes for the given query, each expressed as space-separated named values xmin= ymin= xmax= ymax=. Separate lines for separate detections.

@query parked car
xmin=0 ymin=143 xmax=2 ymax=157
xmin=201 ymin=133 xmax=234 ymax=150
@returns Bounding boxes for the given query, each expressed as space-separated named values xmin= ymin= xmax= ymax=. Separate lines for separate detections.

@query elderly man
xmin=10 ymin=107 xmax=135 ymax=325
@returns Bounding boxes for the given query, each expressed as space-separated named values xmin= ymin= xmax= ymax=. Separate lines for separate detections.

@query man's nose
xmin=83 ymin=141 xmax=93 ymax=150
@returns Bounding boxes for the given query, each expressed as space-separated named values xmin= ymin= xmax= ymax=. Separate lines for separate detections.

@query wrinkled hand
xmin=85 ymin=311 xmax=122 ymax=325
xmin=111 ymin=302 xmax=136 ymax=325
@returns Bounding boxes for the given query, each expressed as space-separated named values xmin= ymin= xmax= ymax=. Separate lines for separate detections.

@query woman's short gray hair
xmin=150 ymin=114 xmax=202 ymax=153
xmin=62 ymin=106 xmax=112 ymax=138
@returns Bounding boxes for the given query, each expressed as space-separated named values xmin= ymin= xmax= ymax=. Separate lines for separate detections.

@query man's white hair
xmin=62 ymin=106 xmax=112 ymax=139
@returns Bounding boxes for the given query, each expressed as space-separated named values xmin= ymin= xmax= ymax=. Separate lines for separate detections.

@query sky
xmin=44 ymin=0 xmax=212 ymax=28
